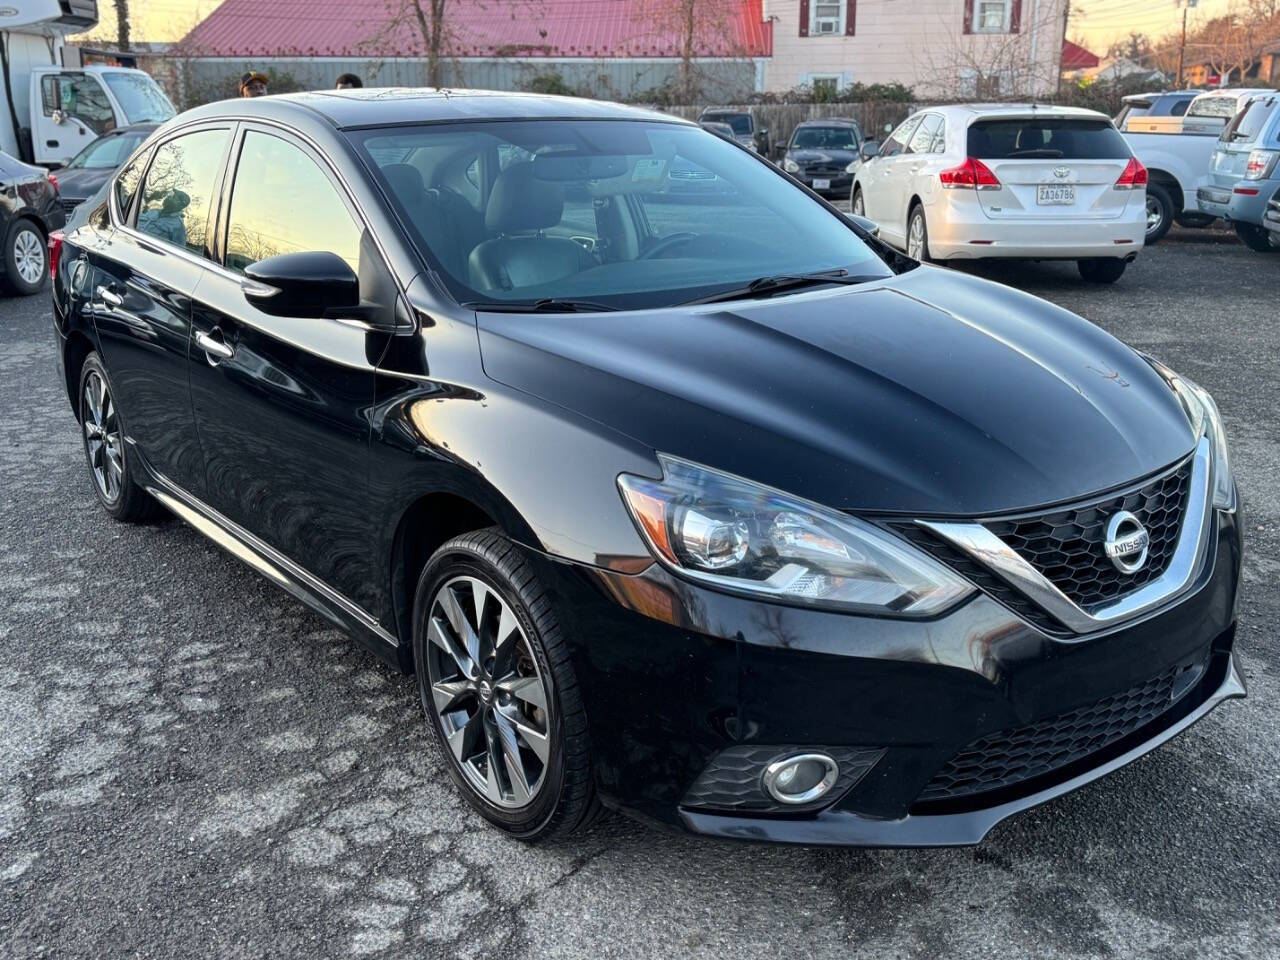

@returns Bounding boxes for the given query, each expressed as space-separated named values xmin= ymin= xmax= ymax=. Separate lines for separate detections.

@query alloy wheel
xmin=83 ymin=370 xmax=123 ymax=502
xmin=14 ymin=228 xmax=44 ymax=285
xmin=908 ymin=214 xmax=925 ymax=260
xmin=1145 ymin=195 xmax=1163 ymax=233
xmin=852 ymin=191 xmax=864 ymax=216
xmin=425 ymin=575 xmax=553 ymax=808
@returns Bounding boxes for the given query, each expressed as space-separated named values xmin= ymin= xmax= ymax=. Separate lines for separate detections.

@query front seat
xmin=468 ymin=162 xmax=593 ymax=292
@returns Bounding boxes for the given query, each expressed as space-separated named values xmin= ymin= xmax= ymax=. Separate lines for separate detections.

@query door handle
xmin=195 ymin=330 xmax=235 ymax=361
xmin=96 ymin=284 xmax=123 ymax=307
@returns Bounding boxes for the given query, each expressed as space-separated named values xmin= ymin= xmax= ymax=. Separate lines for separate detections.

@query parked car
xmin=781 ymin=117 xmax=863 ymax=197
xmin=852 ymin=104 xmax=1146 ymax=282
xmin=1115 ymin=90 xmax=1198 ymax=131
xmin=0 ymin=150 xmax=64 ymax=294
xmin=1194 ymin=92 xmax=1280 ymax=252
xmin=1178 ymin=87 xmax=1276 ymax=135
xmin=698 ymin=108 xmax=765 ymax=153
xmin=53 ymin=90 xmax=1244 ymax=848
xmin=54 ymin=124 xmax=158 ymax=214
xmin=1123 ymin=121 xmax=1222 ymax=243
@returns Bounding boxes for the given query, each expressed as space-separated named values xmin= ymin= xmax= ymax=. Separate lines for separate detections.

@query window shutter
xmin=962 ymin=0 xmax=973 ymax=34
xmin=1009 ymin=0 xmax=1022 ymax=33
xmin=800 ymin=0 xmax=810 ymax=36
xmin=845 ymin=0 xmax=856 ymax=35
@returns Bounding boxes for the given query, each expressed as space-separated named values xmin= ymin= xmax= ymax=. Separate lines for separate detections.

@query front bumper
xmin=527 ymin=507 xmax=1243 ymax=846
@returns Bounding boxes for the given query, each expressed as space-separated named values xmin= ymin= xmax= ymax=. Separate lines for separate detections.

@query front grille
xmin=986 ymin=460 xmax=1192 ymax=611
xmin=59 ymin=197 xmax=81 ymax=214
xmin=916 ymin=664 xmax=1189 ymax=804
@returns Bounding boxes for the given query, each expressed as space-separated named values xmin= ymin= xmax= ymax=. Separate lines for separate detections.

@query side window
xmin=135 ymin=128 xmax=229 ymax=257
xmin=930 ymin=118 xmax=947 ymax=153
xmin=114 ymin=152 xmax=146 ymax=219
xmin=224 ymin=131 xmax=362 ymax=274
xmin=880 ymin=117 xmax=922 ymax=159
xmin=43 ymin=75 xmax=117 ymax=135
xmin=906 ymin=115 xmax=941 ymax=155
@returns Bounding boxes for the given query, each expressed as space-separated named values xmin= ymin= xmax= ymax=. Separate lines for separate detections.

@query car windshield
xmin=103 ymin=73 xmax=176 ymax=124
xmin=355 ymin=119 xmax=892 ymax=310
xmin=792 ymin=127 xmax=859 ymax=149
xmin=704 ymin=113 xmax=752 ymax=136
xmin=967 ymin=118 xmax=1130 ymax=159
xmin=65 ymin=131 xmax=148 ymax=169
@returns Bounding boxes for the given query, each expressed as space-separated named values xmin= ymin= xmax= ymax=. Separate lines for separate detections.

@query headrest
xmin=381 ymin=162 xmax=426 ymax=200
xmin=486 ymin=161 xmax=564 ymax=233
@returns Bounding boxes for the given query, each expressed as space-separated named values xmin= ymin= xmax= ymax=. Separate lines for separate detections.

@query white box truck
xmin=1 ymin=1 xmax=175 ymax=166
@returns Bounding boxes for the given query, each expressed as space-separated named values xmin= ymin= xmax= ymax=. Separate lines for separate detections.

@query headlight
xmin=845 ymin=160 xmax=859 ymax=173
xmin=617 ymin=456 xmax=973 ymax=615
xmin=783 ymin=158 xmax=800 ymax=173
xmin=1147 ymin=358 xmax=1235 ymax=510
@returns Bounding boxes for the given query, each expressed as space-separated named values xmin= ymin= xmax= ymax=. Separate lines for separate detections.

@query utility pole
xmin=1175 ymin=0 xmax=1197 ymax=87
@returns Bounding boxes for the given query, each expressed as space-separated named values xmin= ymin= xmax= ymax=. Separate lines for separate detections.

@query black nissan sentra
xmin=50 ymin=90 xmax=1245 ymax=846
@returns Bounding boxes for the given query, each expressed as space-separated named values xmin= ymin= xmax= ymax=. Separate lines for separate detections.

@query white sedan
xmin=850 ymin=104 xmax=1148 ymax=283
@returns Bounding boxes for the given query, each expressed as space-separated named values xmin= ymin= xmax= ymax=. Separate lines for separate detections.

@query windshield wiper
xmin=462 ymin=298 xmax=619 ymax=313
xmin=1007 ymin=148 xmax=1064 ymax=158
xmin=678 ymin=270 xmax=887 ymax=306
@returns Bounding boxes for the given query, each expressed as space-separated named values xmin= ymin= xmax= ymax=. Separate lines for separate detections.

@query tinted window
xmin=703 ymin=112 xmax=752 ymax=136
xmin=791 ymin=126 xmax=860 ymax=149
xmin=114 ymin=153 xmax=145 ymax=216
xmin=1170 ymin=99 xmax=1191 ymax=117
xmin=879 ymin=116 xmax=922 ymax=158
xmin=967 ymin=118 xmax=1130 ymax=159
xmin=224 ymin=131 xmax=362 ymax=274
xmin=135 ymin=129 xmax=228 ymax=256
xmin=906 ymin=115 xmax=942 ymax=154
xmin=67 ymin=131 xmax=148 ymax=170
xmin=357 ymin=119 xmax=891 ymax=311
xmin=1222 ymin=98 xmax=1276 ymax=143
xmin=41 ymin=74 xmax=115 ymax=135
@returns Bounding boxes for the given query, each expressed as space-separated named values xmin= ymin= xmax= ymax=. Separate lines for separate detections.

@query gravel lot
xmin=2 ymin=234 xmax=1277 ymax=959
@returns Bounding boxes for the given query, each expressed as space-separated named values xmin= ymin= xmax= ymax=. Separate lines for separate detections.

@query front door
xmin=187 ymin=126 xmax=392 ymax=611
xmin=864 ymin=115 xmax=921 ymax=241
xmin=35 ymin=73 xmax=117 ymax=165
xmin=91 ymin=125 xmax=233 ymax=497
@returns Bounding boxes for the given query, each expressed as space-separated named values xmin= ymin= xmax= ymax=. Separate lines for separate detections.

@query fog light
xmin=762 ymin=753 xmax=839 ymax=805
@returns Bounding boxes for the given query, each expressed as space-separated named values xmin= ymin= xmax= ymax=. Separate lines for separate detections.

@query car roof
xmin=1122 ymin=91 xmax=1197 ymax=103
xmin=795 ymin=117 xmax=861 ymax=126
xmin=177 ymin=88 xmax=688 ymax=131
xmin=932 ymin=103 xmax=1111 ymax=122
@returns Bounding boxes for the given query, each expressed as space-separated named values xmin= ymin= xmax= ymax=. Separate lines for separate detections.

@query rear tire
xmin=413 ymin=529 xmax=599 ymax=841
xmin=1077 ymin=258 xmax=1128 ymax=284
xmin=1144 ymin=183 xmax=1174 ymax=245
xmin=78 ymin=353 xmax=164 ymax=523
xmin=1234 ymin=222 xmax=1280 ymax=253
xmin=906 ymin=203 xmax=930 ymax=262
xmin=3 ymin=218 xmax=47 ymax=295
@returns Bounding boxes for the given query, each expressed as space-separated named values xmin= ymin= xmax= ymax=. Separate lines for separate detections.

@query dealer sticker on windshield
xmin=1037 ymin=184 xmax=1075 ymax=205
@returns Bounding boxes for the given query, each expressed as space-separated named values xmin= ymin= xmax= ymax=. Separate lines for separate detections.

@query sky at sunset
xmin=75 ymin=0 xmax=1242 ymax=55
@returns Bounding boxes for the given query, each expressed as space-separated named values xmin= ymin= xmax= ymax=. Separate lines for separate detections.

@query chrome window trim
xmin=144 ymin=468 xmax=399 ymax=649
xmin=918 ymin=437 xmax=1213 ymax=636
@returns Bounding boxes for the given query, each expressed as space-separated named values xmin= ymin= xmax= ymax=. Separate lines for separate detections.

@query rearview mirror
xmin=860 ymin=141 xmax=880 ymax=161
xmin=243 ymin=251 xmax=359 ymax=319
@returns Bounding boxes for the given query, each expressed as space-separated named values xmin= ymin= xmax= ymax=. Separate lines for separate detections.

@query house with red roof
xmin=169 ymin=0 xmax=774 ymax=104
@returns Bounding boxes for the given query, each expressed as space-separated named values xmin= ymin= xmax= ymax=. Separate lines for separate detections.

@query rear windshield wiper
xmin=462 ymin=298 xmax=619 ymax=313
xmin=679 ymin=270 xmax=887 ymax=306
xmin=1006 ymin=148 xmax=1064 ymax=158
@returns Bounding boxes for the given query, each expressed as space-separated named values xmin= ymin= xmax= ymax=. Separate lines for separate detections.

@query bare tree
xmin=913 ymin=3 xmax=1068 ymax=100
xmin=114 ymin=0 xmax=131 ymax=51
xmin=640 ymin=0 xmax=753 ymax=103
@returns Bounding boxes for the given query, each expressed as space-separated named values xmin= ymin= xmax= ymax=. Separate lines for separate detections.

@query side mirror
xmin=860 ymin=141 xmax=880 ymax=161
xmin=844 ymin=213 xmax=880 ymax=238
xmin=243 ymin=250 xmax=359 ymax=319
xmin=51 ymin=109 xmax=66 ymax=125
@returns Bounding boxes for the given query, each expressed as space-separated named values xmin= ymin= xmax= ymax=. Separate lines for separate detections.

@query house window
xmin=973 ymin=0 xmax=1011 ymax=33
xmin=812 ymin=0 xmax=844 ymax=35
xmin=812 ymin=75 xmax=840 ymax=99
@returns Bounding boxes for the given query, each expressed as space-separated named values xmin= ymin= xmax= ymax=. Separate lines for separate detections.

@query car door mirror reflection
xmin=242 ymin=250 xmax=360 ymax=319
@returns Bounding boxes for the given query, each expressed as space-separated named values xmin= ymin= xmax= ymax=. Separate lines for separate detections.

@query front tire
xmin=1077 ymin=258 xmax=1128 ymax=283
xmin=3 ymin=218 xmax=47 ymax=295
xmin=413 ymin=529 xmax=598 ymax=841
xmin=907 ymin=204 xmax=930 ymax=262
xmin=851 ymin=186 xmax=865 ymax=217
xmin=1234 ymin=222 xmax=1280 ymax=253
xmin=1144 ymin=183 xmax=1174 ymax=245
xmin=78 ymin=353 xmax=163 ymax=522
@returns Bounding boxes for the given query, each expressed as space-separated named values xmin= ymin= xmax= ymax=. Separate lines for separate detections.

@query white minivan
xmin=851 ymin=104 xmax=1148 ymax=283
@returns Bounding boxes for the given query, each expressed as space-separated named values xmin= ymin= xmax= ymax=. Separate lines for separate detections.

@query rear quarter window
xmin=966 ymin=118 xmax=1130 ymax=160
xmin=1222 ymin=99 xmax=1277 ymax=143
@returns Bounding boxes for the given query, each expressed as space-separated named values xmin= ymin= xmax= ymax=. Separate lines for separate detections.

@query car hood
xmin=475 ymin=267 xmax=1197 ymax=515
xmin=788 ymin=148 xmax=858 ymax=164
xmin=53 ymin=167 xmax=113 ymax=200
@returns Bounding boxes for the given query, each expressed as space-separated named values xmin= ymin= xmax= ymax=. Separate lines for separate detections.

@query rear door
xmin=965 ymin=115 xmax=1134 ymax=221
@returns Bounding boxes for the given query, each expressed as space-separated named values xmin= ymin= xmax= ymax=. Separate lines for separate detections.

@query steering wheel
xmin=640 ymin=232 xmax=698 ymax=260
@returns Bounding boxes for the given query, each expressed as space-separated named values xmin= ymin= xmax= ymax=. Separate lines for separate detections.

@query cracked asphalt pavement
xmin=2 ymin=232 xmax=1278 ymax=959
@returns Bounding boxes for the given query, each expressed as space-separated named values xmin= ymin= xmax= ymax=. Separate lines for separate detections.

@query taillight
xmin=48 ymin=171 xmax=58 ymax=192
xmin=939 ymin=157 xmax=1001 ymax=190
xmin=1114 ymin=157 xmax=1148 ymax=190
xmin=48 ymin=231 xmax=63 ymax=281
xmin=1244 ymin=149 xmax=1279 ymax=180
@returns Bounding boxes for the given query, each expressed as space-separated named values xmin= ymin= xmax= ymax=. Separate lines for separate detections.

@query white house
xmin=762 ymin=0 xmax=1069 ymax=98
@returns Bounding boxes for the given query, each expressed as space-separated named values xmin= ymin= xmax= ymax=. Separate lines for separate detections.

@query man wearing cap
xmin=239 ymin=71 xmax=268 ymax=98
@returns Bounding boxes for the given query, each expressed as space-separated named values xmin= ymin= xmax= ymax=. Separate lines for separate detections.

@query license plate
xmin=1199 ymin=188 xmax=1230 ymax=204
xmin=1037 ymin=184 xmax=1075 ymax=205
xmin=812 ymin=178 xmax=830 ymax=190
